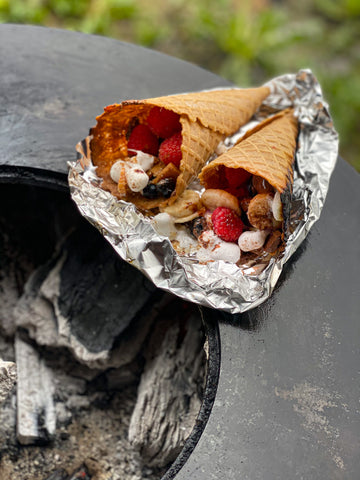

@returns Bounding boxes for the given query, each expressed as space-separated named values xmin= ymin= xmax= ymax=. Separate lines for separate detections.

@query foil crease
xmin=68 ymin=69 xmax=338 ymax=314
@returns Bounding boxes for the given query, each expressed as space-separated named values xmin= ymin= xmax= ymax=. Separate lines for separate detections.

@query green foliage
xmin=315 ymin=0 xmax=360 ymax=19
xmin=1 ymin=0 xmax=359 ymax=170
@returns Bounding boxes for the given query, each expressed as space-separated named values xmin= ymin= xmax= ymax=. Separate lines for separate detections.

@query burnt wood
xmin=15 ymin=334 xmax=56 ymax=445
xmin=129 ymin=302 xmax=206 ymax=467
xmin=1 ymin=24 xmax=359 ymax=480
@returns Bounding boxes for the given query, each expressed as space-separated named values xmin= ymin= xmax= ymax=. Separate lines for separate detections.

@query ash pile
xmin=0 ymin=185 xmax=207 ymax=480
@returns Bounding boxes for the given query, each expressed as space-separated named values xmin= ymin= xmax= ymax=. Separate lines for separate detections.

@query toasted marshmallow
xmin=238 ymin=229 xmax=269 ymax=252
xmin=152 ymin=212 xmax=177 ymax=240
xmin=125 ymin=163 xmax=149 ymax=192
xmin=110 ymin=160 xmax=124 ymax=183
xmin=136 ymin=151 xmax=155 ymax=172
xmin=197 ymin=230 xmax=241 ymax=263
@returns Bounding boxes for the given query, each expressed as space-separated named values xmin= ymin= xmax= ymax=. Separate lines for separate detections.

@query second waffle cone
xmin=199 ymin=109 xmax=299 ymax=194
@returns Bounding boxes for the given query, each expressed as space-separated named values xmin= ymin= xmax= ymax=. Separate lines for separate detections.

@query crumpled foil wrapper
xmin=68 ymin=69 xmax=338 ymax=314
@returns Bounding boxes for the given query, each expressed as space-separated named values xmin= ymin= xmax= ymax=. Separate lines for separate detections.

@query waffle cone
xmin=90 ymin=86 xmax=270 ymax=210
xmin=141 ymin=87 xmax=271 ymax=136
xmin=199 ymin=109 xmax=299 ymax=193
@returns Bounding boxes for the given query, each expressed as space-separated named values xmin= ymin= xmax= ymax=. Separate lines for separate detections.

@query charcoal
xmin=44 ymin=469 xmax=68 ymax=480
xmin=129 ymin=300 xmax=206 ymax=467
xmin=0 ymin=185 xmax=81 ymax=337
xmin=0 ymin=262 xmax=20 ymax=337
xmin=67 ymin=464 xmax=91 ymax=480
xmin=0 ymin=225 xmax=32 ymax=337
xmin=106 ymin=361 xmax=142 ymax=390
xmin=56 ymin=225 xmax=156 ymax=353
xmin=15 ymin=335 xmax=56 ymax=445
xmin=0 ymin=187 xmax=206 ymax=479
xmin=14 ymin=222 xmax=158 ymax=366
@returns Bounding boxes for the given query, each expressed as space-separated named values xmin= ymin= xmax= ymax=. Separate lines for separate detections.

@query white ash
xmin=0 ymin=358 xmax=16 ymax=406
xmin=0 ymin=331 xmax=164 ymax=479
xmin=0 ymin=385 xmax=163 ymax=480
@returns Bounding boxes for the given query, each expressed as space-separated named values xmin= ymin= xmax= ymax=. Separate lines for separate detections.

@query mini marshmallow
xmin=136 ymin=151 xmax=155 ymax=172
xmin=175 ymin=228 xmax=198 ymax=250
xmin=197 ymin=230 xmax=241 ymax=263
xmin=208 ymin=241 xmax=241 ymax=263
xmin=215 ymin=141 xmax=228 ymax=155
xmin=199 ymin=229 xmax=216 ymax=245
xmin=125 ymin=163 xmax=149 ymax=192
xmin=110 ymin=160 xmax=124 ymax=183
xmin=152 ymin=212 xmax=178 ymax=240
xmin=238 ymin=229 xmax=269 ymax=252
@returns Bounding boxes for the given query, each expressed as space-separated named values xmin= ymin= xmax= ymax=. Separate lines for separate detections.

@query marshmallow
xmin=125 ymin=163 xmax=149 ymax=192
xmin=215 ymin=141 xmax=228 ymax=155
xmin=209 ymin=241 xmax=241 ymax=263
xmin=197 ymin=230 xmax=241 ymax=263
xmin=110 ymin=160 xmax=124 ymax=183
xmin=238 ymin=229 xmax=269 ymax=252
xmin=152 ymin=213 xmax=178 ymax=240
xmin=136 ymin=151 xmax=155 ymax=172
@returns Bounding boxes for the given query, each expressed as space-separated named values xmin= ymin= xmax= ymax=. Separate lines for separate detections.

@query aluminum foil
xmin=68 ymin=69 xmax=338 ymax=314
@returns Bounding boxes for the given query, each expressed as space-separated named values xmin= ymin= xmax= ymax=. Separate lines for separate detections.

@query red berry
xmin=211 ymin=207 xmax=244 ymax=243
xmin=225 ymin=168 xmax=251 ymax=189
xmin=158 ymin=132 xmax=182 ymax=167
xmin=127 ymin=124 xmax=159 ymax=156
xmin=147 ymin=106 xmax=181 ymax=138
xmin=225 ymin=185 xmax=249 ymax=199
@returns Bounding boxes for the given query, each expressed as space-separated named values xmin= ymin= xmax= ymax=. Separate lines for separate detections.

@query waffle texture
xmin=90 ymin=86 xmax=270 ymax=210
xmin=199 ymin=109 xmax=299 ymax=193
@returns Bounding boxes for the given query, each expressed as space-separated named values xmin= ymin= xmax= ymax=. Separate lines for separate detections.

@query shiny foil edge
xmin=68 ymin=69 xmax=339 ymax=314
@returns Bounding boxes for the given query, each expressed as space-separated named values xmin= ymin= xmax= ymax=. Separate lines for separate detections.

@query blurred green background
xmin=1 ymin=0 xmax=359 ymax=171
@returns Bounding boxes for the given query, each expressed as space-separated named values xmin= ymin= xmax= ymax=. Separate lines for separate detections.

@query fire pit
xmin=0 ymin=184 xmax=220 ymax=480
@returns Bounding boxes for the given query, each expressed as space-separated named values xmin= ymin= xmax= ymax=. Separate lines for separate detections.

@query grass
xmin=1 ymin=0 xmax=359 ymax=171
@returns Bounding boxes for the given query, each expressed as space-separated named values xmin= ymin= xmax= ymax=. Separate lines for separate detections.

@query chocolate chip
xmin=189 ymin=217 xmax=208 ymax=239
xmin=156 ymin=178 xmax=176 ymax=198
xmin=252 ymin=175 xmax=274 ymax=194
xmin=264 ymin=230 xmax=282 ymax=253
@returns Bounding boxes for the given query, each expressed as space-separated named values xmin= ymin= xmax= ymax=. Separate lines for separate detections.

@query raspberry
xmin=225 ymin=185 xmax=249 ymax=199
xmin=211 ymin=207 xmax=244 ymax=243
xmin=225 ymin=168 xmax=251 ymax=188
xmin=158 ymin=132 xmax=182 ymax=167
xmin=224 ymin=167 xmax=252 ymax=199
xmin=127 ymin=124 xmax=159 ymax=156
xmin=147 ymin=107 xmax=181 ymax=138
